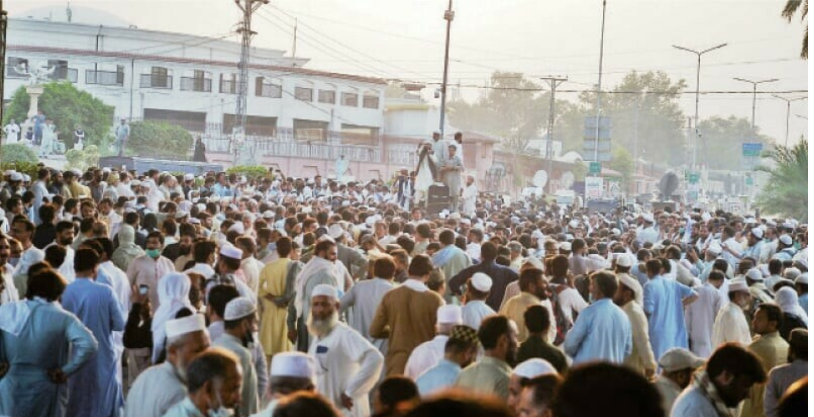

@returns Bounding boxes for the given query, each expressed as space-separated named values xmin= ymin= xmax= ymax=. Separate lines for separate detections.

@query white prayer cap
xmin=779 ymin=235 xmax=793 ymax=246
xmin=227 ymin=222 xmax=245 ymax=234
xmin=643 ymin=214 xmax=655 ymax=223
xmin=131 ymin=179 xmax=141 ymax=187
xmin=188 ymin=218 xmax=201 ymax=225
xmin=784 ymin=267 xmax=802 ymax=281
xmin=219 ymin=244 xmax=243 ymax=260
xmin=139 ymin=180 xmax=150 ymax=188
xmin=559 ymin=242 xmax=572 ymax=252
xmin=522 ymin=256 xmax=545 ymax=271
xmin=587 ymin=254 xmax=608 ymax=271
xmin=745 ymin=268 xmax=763 ymax=282
xmin=744 ymin=217 xmax=757 ymax=225
xmin=728 ymin=280 xmax=749 ymax=293
xmin=611 ymin=228 xmax=621 ymax=237
xmin=21 ymin=174 xmax=30 ymax=182
xmin=658 ymin=348 xmax=704 ymax=372
xmin=707 ymin=241 xmax=723 ymax=255
xmin=531 ymin=230 xmax=544 ymax=240
xmin=568 ymin=219 xmax=580 ymax=228
xmin=262 ymin=210 xmax=275 ymax=219
xmin=450 ymin=212 xmax=461 ymax=220
xmin=460 ymin=218 xmax=471 ymax=225
xmin=328 ymin=224 xmax=344 ymax=239
xmin=165 ymin=314 xmax=207 ymax=339
xmin=9 ymin=172 xmax=23 ymax=181
xmin=175 ymin=211 xmax=188 ymax=219
xmin=796 ymin=273 xmax=808 ymax=285
xmin=616 ymin=254 xmax=633 ymax=268
xmin=767 ymin=219 xmax=777 ymax=227
xmin=618 ymin=273 xmax=643 ymax=305
xmin=513 ymin=358 xmax=558 ymax=378
xmin=437 ymin=305 xmax=463 ymax=325
xmin=751 ymin=227 xmax=764 ymax=239
xmin=795 ymin=258 xmax=808 ymax=270
xmin=439 ymin=209 xmax=449 ymax=219
xmin=184 ymin=173 xmax=194 ymax=181
xmin=365 ymin=215 xmax=379 ymax=227
xmin=227 ymin=204 xmax=238 ymax=211
xmin=311 ymin=284 xmax=338 ymax=300
xmin=224 ymin=297 xmax=257 ymax=321
xmin=270 ymin=352 xmax=316 ymax=381
xmin=102 ymin=167 xmax=111 ymax=173
xmin=759 ymin=264 xmax=770 ymax=278
xmin=471 ymin=273 xmax=493 ymax=292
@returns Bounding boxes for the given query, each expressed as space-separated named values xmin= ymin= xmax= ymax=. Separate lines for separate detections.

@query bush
xmin=128 ymin=121 xmax=193 ymax=158
xmin=65 ymin=145 xmax=100 ymax=172
xmin=0 ymin=143 xmax=38 ymax=164
xmin=226 ymin=165 xmax=270 ymax=179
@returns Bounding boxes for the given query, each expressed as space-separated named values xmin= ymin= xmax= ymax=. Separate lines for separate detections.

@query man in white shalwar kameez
xmin=685 ymin=271 xmax=724 ymax=358
xmin=461 ymin=176 xmax=478 ymax=217
xmin=124 ymin=315 xmax=210 ymax=417
xmin=711 ymin=280 xmax=753 ymax=347
xmin=308 ymin=284 xmax=383 ymax=417
xmin=461 ymin=273 xmax=496 ymax=331
xmin=404 ymin=305 xmax=463 ymax=380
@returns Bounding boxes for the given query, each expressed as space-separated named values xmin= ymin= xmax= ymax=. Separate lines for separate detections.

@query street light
xmin=732 ymin=77 xmax=779 ymax=135
xmin=771 ymin=95 xmax=807 ymax=146
xmin=438 ymin=0 xmax=454 ymax=137
xmin=672 ymin=42 xmax=727 ymax=169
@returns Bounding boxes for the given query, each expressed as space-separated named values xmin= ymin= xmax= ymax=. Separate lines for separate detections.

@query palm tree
xmin=783 ymin=0 xmax=808 ymax=59
xmin=755 ymin=140 xmax=808 ymax=221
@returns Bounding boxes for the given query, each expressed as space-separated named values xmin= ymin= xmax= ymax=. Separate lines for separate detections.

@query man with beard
xmin=415 ymin=325 xmax=480 ymax=397
xmin=163 ymin=223 xmax=195 ymax=267
xmin=124 ymin=314 xmax=211 ymax=417
xmin=213 ymin=296 xmax=260 ymax=417
xmin=307 ymin=284 xmax=384 ymax=417
xmin=500 ymin=268 xmax=555 ymax=344
xmin=672 ymin=343 xmax=766 ymax=417
xmin=455 ymin=315 xmax=517 ymax=401
xmin=0 ymin=234 xmax=19 ymax=303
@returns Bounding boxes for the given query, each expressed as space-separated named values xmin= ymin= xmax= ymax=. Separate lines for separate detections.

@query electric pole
xmin=439 ymin=0 xmax=454 ymax=137
xmin=540 ymin=76 xmax=567 ymax=194
xmin=233 ymin=0 xmax=269 ymax=165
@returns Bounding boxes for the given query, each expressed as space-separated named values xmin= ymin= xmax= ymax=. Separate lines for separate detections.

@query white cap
xmin=21 ymin=174 xmax=30 ymax=182
xmin=165 ymin=314 xmax=207 ymax=339
xmin=175 ymin=211 xmax=188 ymax=219
xmin=745 ymin=268 xmax=763 ymax=282
xmin=220 ymin=244 xmax=243 ymax=260
xmin=188 ymin=218 xmax=201 ymax=225
xmin=513 ymin=358 xmax=558 ymax=378
xmin=471 ymin=273 xmax=493 ymax=292
xmin=270 ymin=352 xmax=316 ymax=381
xmin=227 ymin=222 xmax=245 ymax=234
xmin=658 ymin=348 xmax=704 ymax=372
xmin=707 ymin=242 xmax=723 ymax=255
xmin=784 ymin=267 xmax=802 ymax=280
xmin=9 ymin=172 xmax=23 ymax=181
xmin=224 ymin=297 xmax=257 ymax=321
xmin=729 ymin=280 xmax=749 ymax=293
xmin=568 ymin=219 xmax=580 ymax=228
xmin=796 ymin=273 xmax=808 ymax=285
xmin=559 ymin=242 xmax=572 ymax=252
xmin=751 ymin=227 xmax=764 ymax=239
xmin=184 ymin=173 xmax=194 ymax=181
xmin=437 ymin=305 xmax=463 ymax=325
xmin=643 ymin=214 xmax=655 ymax=223
xmin=618 ymin=273 xmax=643 ymax=305
xmin=780 ymin=235 xmax=793 ymax=246
xmin=522 ymin=256 xmax=545 ymax=271
xmin=328 ymin=224 xmax=344 ymax=239
xmin=616 ymin=254 xmax=633 ymax=268
xmin=311 ymin=284 xmax=338 ymax=300
xmin=262 ymin=210 xmax=275 ymax=219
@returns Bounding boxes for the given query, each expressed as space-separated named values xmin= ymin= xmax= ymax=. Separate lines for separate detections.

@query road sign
xmin=688 ymin=172 xmax=700 ymax=184
xmin=589 ymin=162 xmax=601 ymax=175
xmin=583 ymin=116 xmax=612 ymax=162
xmin=746 ymin=177 xmax=753 ymax=186
xmin=742 ymin=143 xmax=763 ymax=157
xmin=585 ymin=176 xmax=604 ymax=199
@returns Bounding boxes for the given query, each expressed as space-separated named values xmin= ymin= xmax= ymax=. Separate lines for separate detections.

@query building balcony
xmin=179 ymin=77 xmax=212 ymax=92
xmin=140 ymin=74 xmax=173 ymax=89
xmin=85 ymin=70 xmax=124 ymax=86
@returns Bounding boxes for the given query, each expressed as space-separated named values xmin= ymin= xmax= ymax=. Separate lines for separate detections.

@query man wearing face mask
xmin=161 ymin=348 xmax=243 ymax=417
xmin=212 ymin=297 xmax=260 ymax=417
xmin=125 ymin=314 xmax=211 ymax=417
xmin=127 ymin=231 xmax=176 ymax=313
xmin=0 ymin=234 xmax=19 ymax=304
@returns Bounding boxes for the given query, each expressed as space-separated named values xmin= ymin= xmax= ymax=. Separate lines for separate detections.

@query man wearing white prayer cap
xmin=654 ymin=348 xmax=704 ymax=413
xmin=249 ymin=352 xmax=317 ymax=417
xmin=307 ymin=283 xmax=384 ymax=417
xmin=507 ymin=358 xmax=558 ymax=412
xmin=124 ymin=314 xmax=210 ymax=417
xmin=745 ymin=267 xmax=774 ymax=306
xmin=212 ymin=297 xmax=260 ymax=416
xmin=461 ymin=273 xmax=496 ymax=330
xmin=204 ymin=244 xmax=255 ymax=301
xmin=711 ymin=280 xmax=753 ymax=347
xmin=404 ymin=305 xmax=464 ymax=379
xmin=614 ymin=264 xmax=657 ymax=378
xmin=685 ymin=269 xmax=726 ymax=359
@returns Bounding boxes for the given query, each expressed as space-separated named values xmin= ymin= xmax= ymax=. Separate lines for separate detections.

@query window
xmin=295 ymin=86 xmax=313 ymax=101
xmin=341 ymin=124 xmax=379 ymax=146
xmin=363 ymin=94 xmax=380 ymax=109
xmin=318 ymin=90 xmax=336 ymax=104
xmin=47 ymin=60 xmax=69 ymax=80
xmin=151 ymin=66 xmax=170 ymax=88
xmin=7 ymin=57 xmax=29 ymax=77
xmin=341 ymin=92 xmax=358 ymax=107
xmin=293 ymin=119 xmax=328 ymax=141
xmin=220 ymin=74 xmax=237 ymax=94
xmin=255 ymin=77 xmax=282 ymax=98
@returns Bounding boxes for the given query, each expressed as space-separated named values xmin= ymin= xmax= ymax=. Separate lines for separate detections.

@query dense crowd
xmin=0 ymin=163 xmax=807 ymax=417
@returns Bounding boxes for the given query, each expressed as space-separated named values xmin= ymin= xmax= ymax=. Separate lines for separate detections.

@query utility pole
xmin=772 ymin=95 xmax=807 ymax=147
xmin=292 ymin=18 xmax=298 ymax=64
xmin=234 ymin=0 xmax=269 ymax=165
xmin=0 ymin=3 xmax=6 ymax=153
xmin=733 ymin=77 xmax=778 ymax=137
xmin=439 ymin=0 xmax=454 ymax=137
xmin=541 ymin=76 xmax=567 ymax=194
xmin=592 ymin=0 xmax=607 ymax=162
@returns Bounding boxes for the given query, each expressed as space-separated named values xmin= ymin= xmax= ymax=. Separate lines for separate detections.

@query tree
xmin=3 ymin=83 xmax=115 ymax=149
xmin=128 ymin=121 xmax=193 ymax=158
xmin=755 ymin=140 xmax=807 ymax=221
xmin=0 ymin=143 xmax=38 ymax=164
xmin=783 ymin=0 xmax=808 ymax=59
xmin=610 ymin=146 xmax=634 ymax=192
xmin=695 ymin=116 xmax=774 ymax=171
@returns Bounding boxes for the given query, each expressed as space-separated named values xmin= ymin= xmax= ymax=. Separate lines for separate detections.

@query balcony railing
xmin=180 ymin=77 xmax=212 ymax=92
xmin=140 ymin=74 xmax=173 ymax=89
xmin=49 ymin=68 xmax=78 ymax=83
xmin=85 ymin=70 xmax=124 ymax=86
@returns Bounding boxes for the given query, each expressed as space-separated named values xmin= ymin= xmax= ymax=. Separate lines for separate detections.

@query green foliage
xmin=4 ymin=83 xmax=115 ymax=149
xmin=65 ymin=145 xmax=100 ymax=172
xmin=610 ymin=146 xmax=635 ymax=192
xmin=129 ymin=121 xmax=193 ymax=158
xmin=782 ymin=0 xmax=808 ymax=59
xmin=0 ymin=143 xmax=38 ymax=164
xmin=226 ymin=165 xmax=270 ymax=179
xmin=3 ymin=87 xmax=30 ymax=125
xmin=755 ymin=140 xmax=808 ymax=221
xmin=696 ymin=116 xmax=773 ymax=171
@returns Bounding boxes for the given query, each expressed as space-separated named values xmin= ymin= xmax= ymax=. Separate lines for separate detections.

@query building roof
xmin=8 ymin=44 xmax=388 ymax=85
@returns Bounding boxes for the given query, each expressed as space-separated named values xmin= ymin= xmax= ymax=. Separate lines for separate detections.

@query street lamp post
xmin=672 ymin=43 xmax=727 ymax=170
xmin=771 ymin=95 xmax=807 ymax=146
xmin=439 ymin=0 xmax=454 ymax=137
xmin=593 ymin=0 xmax=608 ymax=163
xmin=733 ymin=77 xmax=778 ymax=135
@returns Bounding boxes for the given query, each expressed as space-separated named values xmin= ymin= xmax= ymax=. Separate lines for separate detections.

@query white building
xmin=5 ymin=17 xmax=387 ymax=155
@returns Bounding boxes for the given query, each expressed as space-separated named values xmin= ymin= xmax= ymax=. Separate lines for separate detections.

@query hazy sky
xmin=12 ymin=0 xmax=809 ymax=145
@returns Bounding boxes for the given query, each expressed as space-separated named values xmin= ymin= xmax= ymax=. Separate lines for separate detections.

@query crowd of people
xmin=0 ymin=162 xmax=808 ymax=417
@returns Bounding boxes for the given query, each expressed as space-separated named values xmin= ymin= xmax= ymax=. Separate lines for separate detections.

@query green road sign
xmin=589 ymin=162 xmax=601 ymax=175
xmin=689 ymin=173 xmax=700 ymax=184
